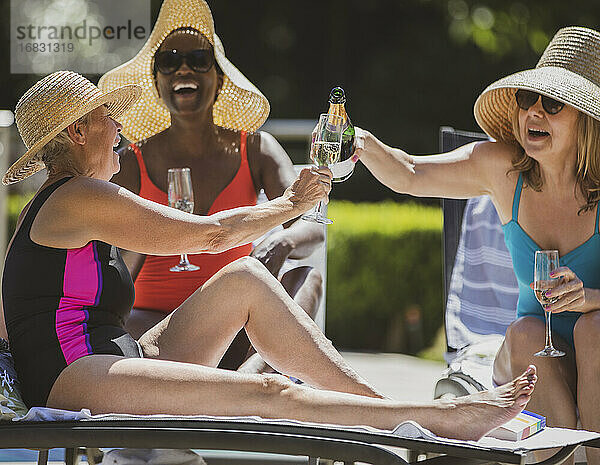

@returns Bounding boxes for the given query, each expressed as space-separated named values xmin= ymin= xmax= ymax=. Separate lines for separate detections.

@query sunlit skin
xmin=81 ymin=106 xmax=123 ymax=180
xmin=354 ymin=96 xmax=600 ymax=464
xmin=33 ymin=106 xmax=123 ymax=193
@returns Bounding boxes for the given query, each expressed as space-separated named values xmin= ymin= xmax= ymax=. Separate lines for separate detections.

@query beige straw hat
xmin=3 ymin=71 xmax=141 ymax=185
xmin=474 ymin=26 xmax=600 ymax=145
xmin=98 ymin=0 xmax=270 ymax=144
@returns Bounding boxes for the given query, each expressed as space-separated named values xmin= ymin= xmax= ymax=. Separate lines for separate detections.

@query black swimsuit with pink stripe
xmin=2 ymin=177 xmax=140 ymax=407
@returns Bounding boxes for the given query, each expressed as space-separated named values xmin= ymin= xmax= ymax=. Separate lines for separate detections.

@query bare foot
xmin=428 ymin=365 xmax=537 ymax=440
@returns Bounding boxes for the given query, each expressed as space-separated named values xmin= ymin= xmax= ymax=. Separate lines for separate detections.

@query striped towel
xmin=445 ymin=196 xmax=519 ymax=355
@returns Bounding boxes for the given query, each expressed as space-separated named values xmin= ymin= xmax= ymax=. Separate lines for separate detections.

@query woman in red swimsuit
xmin=99 ymin=0 xmax=324 ymax=371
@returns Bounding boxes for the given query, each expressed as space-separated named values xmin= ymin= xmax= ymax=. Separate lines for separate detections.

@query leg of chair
xmin=407 ymin=449 xmax=422 ymax=462
xmin=37 ymin=450 xmax=48 ymax=465
xmin=64 ymin=447 xmax=78 ymax=465
xmin=86 ymin=447 xmax=104 ymax=465
xmin=308 ymin=457 xmax=319 ymax=465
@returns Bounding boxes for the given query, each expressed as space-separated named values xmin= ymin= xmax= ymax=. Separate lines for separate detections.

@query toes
xmin=512 ymin=365 xmax=537 ymax=392
xmin=513 ymin=378 xmax=536 ymax=397
xmin=515 ymin=392 xmax=532 ymax=408
xmin=524 ymin=365 xmax=537 ymax=379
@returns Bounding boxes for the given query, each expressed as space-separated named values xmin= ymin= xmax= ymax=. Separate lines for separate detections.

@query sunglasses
xmin=515 ymin=89 xmax=565 ymax=115
xmin=153 ymin=49 xmax=215 ymax=75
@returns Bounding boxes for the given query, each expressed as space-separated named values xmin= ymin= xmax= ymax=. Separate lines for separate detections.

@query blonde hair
xmin=39 ymin=112 xmax=91 ymax=177
xmin=509 ymin=102 xmax=600 ymax=214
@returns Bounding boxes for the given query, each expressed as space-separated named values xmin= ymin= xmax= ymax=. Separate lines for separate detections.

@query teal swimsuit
xmin=502 ymin=173 xmax=600 ymax=348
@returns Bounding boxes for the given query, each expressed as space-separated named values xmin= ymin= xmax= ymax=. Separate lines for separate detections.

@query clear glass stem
xmin=170 ymin=253 xmax=199 ymax=272
xmin=545 ymin=310 xmax=554 ymax=350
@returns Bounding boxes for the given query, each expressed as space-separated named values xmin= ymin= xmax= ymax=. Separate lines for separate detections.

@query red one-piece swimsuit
xmin=130 ymin=131 xmax=257 ymax=312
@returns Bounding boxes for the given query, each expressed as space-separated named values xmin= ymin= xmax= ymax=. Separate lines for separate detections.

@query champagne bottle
xmin=327 ymin=87 xmax=355 ymax=182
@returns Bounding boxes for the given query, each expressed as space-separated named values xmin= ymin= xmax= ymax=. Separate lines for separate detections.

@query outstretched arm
xmin=354 ymin=128 xmax=511 ymax=200
xmin=250 ymin=132 xmax=325 ymax=276
xmin=30 ymin=168 xmax=331 ymax=256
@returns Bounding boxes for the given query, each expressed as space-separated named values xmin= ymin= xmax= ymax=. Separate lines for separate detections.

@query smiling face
xmin=154 ymin=29 xmax=223 ymax=117
xmin=79 ymin=105 xmax=123 ymax=180
xmin=516 ymin=95 xmax=579 ymax=165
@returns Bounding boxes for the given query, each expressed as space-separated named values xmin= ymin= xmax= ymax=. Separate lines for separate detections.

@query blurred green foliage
xmin=326 ymin=201 xmax=443 ymax=353
xmin=6 ymin=192 xmax=33 ymax=238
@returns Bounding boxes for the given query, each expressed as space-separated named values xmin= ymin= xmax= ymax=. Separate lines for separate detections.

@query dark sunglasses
xmin=515 ymin=89 xmax=565 ymax=115
xmin=153 ymin=49 xmax=214 ymax=75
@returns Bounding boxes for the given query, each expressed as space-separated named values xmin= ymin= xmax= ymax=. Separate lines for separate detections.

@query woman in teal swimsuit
xmin=353 ymin=26 xmax=600 ymax=464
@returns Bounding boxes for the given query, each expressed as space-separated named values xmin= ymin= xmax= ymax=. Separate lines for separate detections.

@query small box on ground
xmin=487 ymin=410 xmax=546 ymax=441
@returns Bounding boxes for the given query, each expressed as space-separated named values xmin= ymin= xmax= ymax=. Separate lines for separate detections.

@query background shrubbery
xmin=7 ymin=193 xmax=32 ymax=237
xmin=326 ymin=201 xmax=443 ymax=354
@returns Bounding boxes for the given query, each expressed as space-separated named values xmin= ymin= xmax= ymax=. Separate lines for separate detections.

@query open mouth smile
xmin=172 ymin=81 xmax=199 ymax=95
xmin=527 ymin=127 xmax=550 ymax=140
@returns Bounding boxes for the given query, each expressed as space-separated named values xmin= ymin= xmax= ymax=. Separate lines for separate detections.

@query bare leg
xmin=280 ymin=266 xmax=323 ymax=320
xmin=237 ymin=266 xmax=323 ymax=374
xmin=574 ymin=312 xmax=600 ymax=465
xmin=494 ymin=317 xmax=577 ymax=464
xmin=47 ymin=355 xmax=536 ymax=441
xmin=138 ymin=257 xmax=378 ymax=398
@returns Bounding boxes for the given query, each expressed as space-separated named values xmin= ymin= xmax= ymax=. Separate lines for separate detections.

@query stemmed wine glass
xmin=168 ymin=168 xmax=200 ymax=272
xmin=302 ymin=113 xmax=343 ymax=224
xmin=533 ymin=250 xmax=565 ymax=357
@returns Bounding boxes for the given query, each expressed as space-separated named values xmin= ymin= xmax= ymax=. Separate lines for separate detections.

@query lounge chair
xmin=0 ymin=405 xmax=599 ymax=464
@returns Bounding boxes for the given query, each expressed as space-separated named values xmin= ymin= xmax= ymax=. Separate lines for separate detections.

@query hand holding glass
xmin=168 ymin=168 xmax=200 ymax=272
xmin=533 ymin=250 xmax=565 ymax=357
xmin=302 ymin=113 xmax=343 ymax=224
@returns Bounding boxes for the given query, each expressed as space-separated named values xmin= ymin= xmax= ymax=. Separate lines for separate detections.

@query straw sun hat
xmin=3 ymin=71 xmax=141 ymax=185
xmin=474 ymin=26 xmax=600 ymax=145
xmin=98 ymin=0 xmax=270 ymax=144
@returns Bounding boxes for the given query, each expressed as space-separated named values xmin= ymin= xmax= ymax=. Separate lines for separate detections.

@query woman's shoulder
xmin=472 ymin=139 xmax=518 ymax=158
xmin=469 ymin=139 xmax=519 ymax=172
xmin=50 ymin=176 xmax=119 ymax=201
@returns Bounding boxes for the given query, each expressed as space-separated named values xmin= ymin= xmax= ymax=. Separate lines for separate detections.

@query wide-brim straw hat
xmin=98 ymin=0 xmax=270 ymax=144
xmin=3 ymin=71 xmax=141 ymax=185
xmin=474 ymin=26 xmax=600 ymax=145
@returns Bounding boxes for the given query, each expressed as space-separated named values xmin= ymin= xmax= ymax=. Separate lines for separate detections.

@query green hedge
xmin=326 ymin=201 xmax=443 ymax=354
xmin=7 ymin=193 xmax=33 ymax=239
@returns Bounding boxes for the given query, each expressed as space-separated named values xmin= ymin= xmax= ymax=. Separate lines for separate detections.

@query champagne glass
xmin=168 ymin=168 xmax=200 ymax=272
xmin=533 ymin=250 xmax=565 ymax=357
xmin=302 ymin=113 xmax=343 ymax=224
